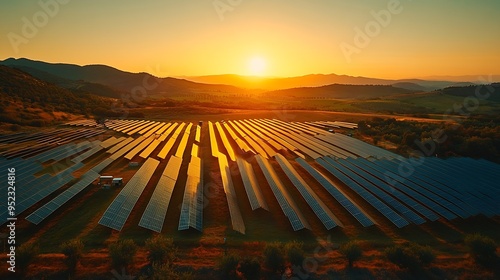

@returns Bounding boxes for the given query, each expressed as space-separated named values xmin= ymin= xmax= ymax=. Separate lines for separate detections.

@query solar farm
xmin=1 ymin=118 xmax=498 ymax=233
xmin=0 ymin=117 xmax=499 ymax=276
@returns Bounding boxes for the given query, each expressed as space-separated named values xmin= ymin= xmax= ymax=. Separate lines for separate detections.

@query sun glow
xmin=248 ymin=56 xmax=267 ymax=76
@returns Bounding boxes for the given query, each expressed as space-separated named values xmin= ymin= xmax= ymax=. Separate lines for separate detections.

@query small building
xmin=112 ymin=178 xmax=123 ymax=187
xmin=99 ymin=176 xmax=113 ymax=188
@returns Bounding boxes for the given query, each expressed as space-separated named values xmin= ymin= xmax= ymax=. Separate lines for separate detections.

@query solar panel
xmin=124 ymin=136 xmax=156 ymax=160
xmin=215 ymin=122 xmax=236 ymax=161
xmin=274 ymin=154 xmax=339 ymax=229
xmin=236 ymin=157 xmax=268 ymax=211
xmin=325 ymin=157 xmax=426 ymax=225
xmin=347 ymin=157 xmax=456 ymax=221
xmin=228 ymin=121 xmax=268 ymax=158
xmin=295 ymin=158 xmax=375 ymax=227
xmin=139 ymin=156 xmax=184 ymax=232
xmin=218 ymin=153 xmax=245 ymax=234
xmin=175 ymin=123 xmax=192 ymax=158
xmin=139 ymin=139 xmax=162 ymax=159
xmin=316 ymin=157 xmax=409 ymax=228
xmin=208 ymin=121 xmax=219 ymax=158
xmin=26 ymin=170 xmax=100 ymax=224
xmin=195 ymin=125 xmax=201 ymax=143
xmin=157 ymin=123 xmax=185 ymax=159
xmin=255 ymin=154 xmax=310 ymax=231
xmin=106 ymin=137 xmax=134 ymax=154
xmin=71 ymin=141 xmax=103 ymax=163
xmin=99 ymin=158 xmax=159 ymax=231
xmin=235 ymin=120 xmax=276 ymax=157
xmin=178 ymin=147 xmax=203 ymax=231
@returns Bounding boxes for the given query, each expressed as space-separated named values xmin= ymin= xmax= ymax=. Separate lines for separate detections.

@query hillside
xmin=0 ymin=66 xmax=116 ymax=127
xmin=0 ymin=58 xmax=248 ymax=97
xmin=263 ymin=84 xmax=416 ymax=99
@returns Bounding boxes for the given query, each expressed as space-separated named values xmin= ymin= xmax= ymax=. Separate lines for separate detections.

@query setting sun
xmin=248 ymin=56 xmax=267 ymax=76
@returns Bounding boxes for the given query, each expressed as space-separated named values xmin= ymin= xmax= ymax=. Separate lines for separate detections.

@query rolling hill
xmin=264 ymin=84 xmax=416 ymax=99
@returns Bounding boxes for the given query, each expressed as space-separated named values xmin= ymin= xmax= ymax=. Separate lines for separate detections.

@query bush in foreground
xmin=61 ymin=239 xmax=84 ymax=276
xmin=109 ymin=239 xmax=137 ymax=271
xmin=145 ymin=235 xmax=177 ymax=265
xmin=16 ymin=242 xmax=40 ymax=276
xmin=385 ymin=243 xmax=435 ymax=272
xmin=465 ymin=233 xmax=498 ymax=268
xmin=285 ymin=241 xmax=305 ymax=267
xmin=339 ymin=240 xmax=363 ymax=268
xmin=238 ymin=257 xmax=261 ymax=280
xmin=217 ymin=253 xmax=239 ymax=280
xmin=263 ymin=242 xmax=285 ymax=274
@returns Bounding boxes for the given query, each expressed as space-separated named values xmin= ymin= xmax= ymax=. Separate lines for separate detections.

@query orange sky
xmin=1 ymin=0 xmax=499 ymax=79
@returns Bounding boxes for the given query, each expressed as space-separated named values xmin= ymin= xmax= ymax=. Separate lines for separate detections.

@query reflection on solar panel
xmin=139 ymin=139 xmax=162 ymax=159
xmin=106 ymin=137 xmax=134 ymax=154
xmin=236 ymin=157 xmax=268 ymax=211
xmin=139 ymin=155 xmax=183 ymax=232
xmin=158 ymin=123 xmax=186 ymax=159
xmin=208 ymin=121 xmax=219 ymax=158
xmin=195 ymin=125 xmax=201 ymax=143
xmin=110 ymin=137 xmax=147 ymax=160
xmin=223 ymin=122 xmax=254 ymax=154
xmin=100 ymin=137 xmax=118 ymax=148
xmin=99 ymin=158 xmax=159 ymax=231
xmin=175 ymin=123 xmax=192 ymax=158
xmin=154 ymin=123 xmax=171 ymax=136
xmin=26 ymin=170 xmax=100 ymax=224
xmin=179 ymin=145 xmax=203 ymax=231
xmin=228 ymin=121 xmax=267 ymax=158
xmin=218 ymin=153 xmax=245 ymax=234
xmin=215 ymin=122 xmax=236 ymax=161
xmin=316 ymin=157 xmax=409 ymax=228
xmin=296 ymin=158 xmax=375 ymax=227
xmin=274 ymin=154 xmax=340 ymax=230
xmin=71 ymin=141 xmax=103 ymax=163
xmin=124 ymin=136 xmax=156 ymax=160
xmin=127 ymin=121 xmax=153 ymax=135
xmin=143 ymin=122 xmax=165 ymax=137
xmin=235 ymin=120 xmax=276 ymax=157
xmin=255 ymin=154 xmax=310 ymax=231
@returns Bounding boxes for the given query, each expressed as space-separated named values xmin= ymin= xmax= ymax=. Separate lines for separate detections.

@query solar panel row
xmin=215 ymin=122 xmax=236 ymax=161
xmin=218 ymin=153 xmax=245 ymax=234
xmin=316 ymin=157 xmax=409 ymax=228
xmin=295 ymin=158 xmax=375 ymax=227
xmin=99 ymin=158 xmax=160 ymax=231
xmin=178 ymin=146 xmax=203 ymax=231
xmin=158 ymin=123 xmax=186 ymax=159
xmin=274 ymin=154 xmax=340 ymax=230
xmin=255 ymin=154 xmax=311 ymax=231
xmin=236 ymin=157 xmax=268 ymax=211
xmin=26 ymin=170 xmax=100 ymax=225
xmin=138 ymin=156 xmax=183 ymax=232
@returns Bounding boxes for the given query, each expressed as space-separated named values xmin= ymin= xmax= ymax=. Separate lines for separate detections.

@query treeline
xmin=358 ymin=115 xmax=500 ymax=163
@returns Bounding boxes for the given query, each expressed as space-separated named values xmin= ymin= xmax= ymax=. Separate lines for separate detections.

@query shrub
xmin=61 ymin=239 xmax=84 ymax=275
xmin=339 ymin=240 xmax=362 ymax=268
xmin=109 ymin=239 xmax=137 ymax=271
xmin=16 ymin=242 xmax=39 ymax=276
xmin=285 ymin=241 xmax=305 ymax=267
xmin=217 ymin=254 xmax=239 ymax=280
xmin=465 ymin=234 xmax=498 ymax=268
xmin=385 ymin=243 xmax=435 ymax=272
xmin=263 ymin=242 xmax=285 ymax=273
xmin=145 ymin=235 xmax=177 ymax=265
xmin=238 ymin=257 xmax=261 ymax=280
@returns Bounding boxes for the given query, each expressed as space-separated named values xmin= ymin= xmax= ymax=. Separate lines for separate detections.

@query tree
xmin=217 ymin=254 xmax=239 ymax=280
xmin=238 ymin=257 xmax=261 ymax=280
xmin=109 ymin=239 xmax=137 ymax=271
xmin=385 ymin=243 xmax=435 ymax=272
xmin=263 ymin=242 xmax=285 ymax=273
xmin=16 ymin=242 xmax=39 ymax=277
xmin=465 ymin=233 xmax=498 ymax=268
xmin=61 ymin=239 xmax=84 ymax=277
xmin=145 ymin=235 xmax=177 ymax=265
xmin=339 ymin=240 xmax=362 ymax=268
xmin=285 ymin=241 xmax=305 ymax=267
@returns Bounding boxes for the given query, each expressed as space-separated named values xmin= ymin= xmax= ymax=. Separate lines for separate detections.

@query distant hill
xmin=0 ymin=65 xmax=114 ymax=126
xmin=0 ymin=58 xmax=247 ymax=97
xmin=265 ymin=84 xmax=416 ymax=99
xmin=438 ymin=83 xmax=500 ymax=102
xmin=182 ymin=74 xmax=470 ymax=91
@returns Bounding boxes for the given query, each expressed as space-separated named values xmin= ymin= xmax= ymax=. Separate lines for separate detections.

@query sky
xmin=1 ymin=0 xmax=499 ymax=79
